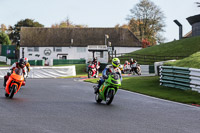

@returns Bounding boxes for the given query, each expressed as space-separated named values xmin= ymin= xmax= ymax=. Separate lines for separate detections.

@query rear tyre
xmin=94 ymin=71 xmax=99 ymax=78
xmin=137 ymin=67 xmax=141 ymax=75
xmin=9 ymin=85 xmax=16 ymax=99
xmin=106 ymin=90 xmax=114 ymax=105
xmin=95 ymin=94 xmax=102 ymax=103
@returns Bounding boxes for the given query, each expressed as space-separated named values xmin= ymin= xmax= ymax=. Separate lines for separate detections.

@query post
xmin=105 ymin=34 xmax=109 ymax=45
xmin=174 ymin=20 xmax=183 ymax=40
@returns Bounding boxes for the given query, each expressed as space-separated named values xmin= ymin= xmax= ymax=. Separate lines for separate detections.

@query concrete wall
xmin=20 ymin=46 xmax=141 ymax=64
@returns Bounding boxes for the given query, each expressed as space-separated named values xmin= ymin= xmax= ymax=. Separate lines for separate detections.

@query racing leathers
xmin=3 ymin=62 xmax=26 ymax=87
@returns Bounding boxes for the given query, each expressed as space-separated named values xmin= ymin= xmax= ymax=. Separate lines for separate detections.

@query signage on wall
xmin=44 ymin=48 xmax=52 ymax=56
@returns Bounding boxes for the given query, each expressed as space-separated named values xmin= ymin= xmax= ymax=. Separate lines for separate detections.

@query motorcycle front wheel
xmin=106 ymin=89 xmax=114 ymax=105
xmin=9 ymin=85 xmax=16 ymax=99
xmin=88 ymin=70 xmax=93 ymax=78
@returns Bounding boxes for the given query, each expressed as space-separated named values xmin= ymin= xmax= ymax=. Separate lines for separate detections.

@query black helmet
xmin=18 ymin=58 xmax=25 ymax=68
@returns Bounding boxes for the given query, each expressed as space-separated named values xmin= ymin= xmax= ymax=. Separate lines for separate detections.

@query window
xmin=27 ymin=47 xmax=33 ymax=52
xmin=34 ymin=47 xmax=39 ymax=52
xmin=27 ymin=47 xmax=39 ymax=52
xmin=77 ymin=47 xmax=86 ymax=52
xmin=53 ymin=47 xmax=62 ymax=52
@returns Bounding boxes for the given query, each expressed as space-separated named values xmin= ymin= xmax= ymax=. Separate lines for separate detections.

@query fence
xmin=10 ymin=59 xmax=45 ymax=66
xmin=160 ymin=66 xmax=200 ymax=93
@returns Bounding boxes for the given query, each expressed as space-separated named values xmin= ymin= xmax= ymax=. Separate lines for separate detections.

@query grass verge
xmin=84 ymin=76 xmax=200 ymax=105
xmin=164 ymin=52 xmax=200 ymax=69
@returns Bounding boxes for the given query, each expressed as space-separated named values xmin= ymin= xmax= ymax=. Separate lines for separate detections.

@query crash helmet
xmin=112 ymin=58 xmax=120 ymax=68
xmin=24 ymin=57 xmax=28 ymax=64
xmin=130 ymin=58 xmax=133 ymax=62
xmin=18 ymin=58 xmax=25 ymax=68
xmin=125 ymin=60 xmax=128 ymax=64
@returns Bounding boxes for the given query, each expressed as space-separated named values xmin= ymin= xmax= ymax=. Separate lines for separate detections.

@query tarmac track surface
xmin=0 ymin=78 xmax=200 ymax=133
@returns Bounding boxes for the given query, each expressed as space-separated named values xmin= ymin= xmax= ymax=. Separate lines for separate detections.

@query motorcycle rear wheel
xmin=95 ymin=94 xmax=102 ymax=103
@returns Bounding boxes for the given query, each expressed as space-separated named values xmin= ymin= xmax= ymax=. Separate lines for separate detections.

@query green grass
xmin=119 ymin=36 xmax=200 ymax=65
xmin=0 ymin=62 xmax=9 ymax=67
xmin=85 ymin=76 xmax=200 ymax=105
xmin=164 ymin=52 xmax=200 ymax=69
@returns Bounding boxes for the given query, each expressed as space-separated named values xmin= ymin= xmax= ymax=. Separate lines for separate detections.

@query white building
xmin=20 ymin=27 xmax=142 ymax=64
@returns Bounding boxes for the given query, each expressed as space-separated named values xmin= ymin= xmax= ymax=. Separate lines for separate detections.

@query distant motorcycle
xmin=5 ymin=68 xmax=24 ymax=98
xmin=131 ymin=63 xmax=141 ymax=75
xmin=88 ymin=63 xmax=100 ymax=78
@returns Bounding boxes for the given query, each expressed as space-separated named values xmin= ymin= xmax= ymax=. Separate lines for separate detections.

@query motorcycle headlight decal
xmin=111 ymin=80 xmax=119 ymax=84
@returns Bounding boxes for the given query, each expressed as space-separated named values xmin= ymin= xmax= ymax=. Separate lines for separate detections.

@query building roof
xmin=187 ymin=14 xmax=200 ymax=25
xmin=20 ymin=27 xmax=141 ymax=47
xmin=183 ymin=31 xmax=192 ymax=38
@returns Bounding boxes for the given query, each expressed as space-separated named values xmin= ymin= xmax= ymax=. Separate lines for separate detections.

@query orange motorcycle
xmin=5 ymin=68 xmax=24 ymax=98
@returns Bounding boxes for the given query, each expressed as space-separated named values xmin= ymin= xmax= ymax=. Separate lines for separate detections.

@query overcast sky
xmin=0 ymin=0 xmax=199 ymax=42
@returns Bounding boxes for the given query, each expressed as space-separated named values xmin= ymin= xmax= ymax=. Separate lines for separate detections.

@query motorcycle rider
xmin=24 ymin=57 xmax=30 ymax=78
xmin=4 ymin=58 xmax=26 ymax=87
xmin=130 ymin=58 xmax=138 ymax=75
xmin=94 ymin=58 xmax=122 ymax=94
xmin=92 ymin=57 xmax=97 ymax=66
xmin=124 ymin=60 xmax=130 ymax=73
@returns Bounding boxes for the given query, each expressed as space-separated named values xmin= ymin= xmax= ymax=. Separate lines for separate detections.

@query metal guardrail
xmin=160 ymin=66 xmax=200 ymax=93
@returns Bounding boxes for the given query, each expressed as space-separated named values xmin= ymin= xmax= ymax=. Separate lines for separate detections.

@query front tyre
xmin=5 ymin=93 xmax=9 ymax=97
xmin=9 ymin=85 xmax=16 ymax=99
xmin=95 ymin=94 xmax=102 ymax=103
xmin=88 ymin=70 xmax=92 ymax=78
xmin=106 ymin=90 xmax=114 ymax=105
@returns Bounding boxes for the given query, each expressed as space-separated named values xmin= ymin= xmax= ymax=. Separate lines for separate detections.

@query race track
xmin=0 ymin=78 xmax=200 ymax=133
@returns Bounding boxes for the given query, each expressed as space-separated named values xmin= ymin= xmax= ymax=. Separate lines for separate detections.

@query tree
xmin=0 ymin=24 xmax=7 ymax=32
xmin=0 ymin=31 xmax=11 ymax=45
xmin=9 ymin=19 xmax=44 ymax=46
xmin=51 ymin=17 xmax=87 ymax=28
xmin=127 ymin=0 xmax=165 ymax=45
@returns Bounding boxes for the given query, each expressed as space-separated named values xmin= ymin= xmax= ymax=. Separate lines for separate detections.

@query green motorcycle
xmin=94 ymin=72 xmax=121 ymax=105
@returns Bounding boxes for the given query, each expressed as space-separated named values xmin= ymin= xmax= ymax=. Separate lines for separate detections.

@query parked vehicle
xmin=94 ymin=72 xmax=121 ymax=105
xmin=5 ymin=68 xmax=24 ymax=98
xmin=88 ymin=62 xmax=100 ymax=78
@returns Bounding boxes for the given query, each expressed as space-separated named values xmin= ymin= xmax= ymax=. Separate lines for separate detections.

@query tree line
xmin=0 ymin=0 xmax=199 ymax=47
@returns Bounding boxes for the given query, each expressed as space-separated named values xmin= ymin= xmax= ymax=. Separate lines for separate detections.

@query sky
xmin=0 ymin=0 xmax=199 ymax=42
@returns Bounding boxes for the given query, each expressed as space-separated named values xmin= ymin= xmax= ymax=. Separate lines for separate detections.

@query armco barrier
xmin=160 ymin=66 xmax=200 ymax=93
xmin=0 ymin=66 xmax=76 ymax=79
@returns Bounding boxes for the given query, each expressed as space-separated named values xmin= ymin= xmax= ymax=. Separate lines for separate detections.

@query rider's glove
xmin=103 ymin=75 xmax=108 ymax=79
